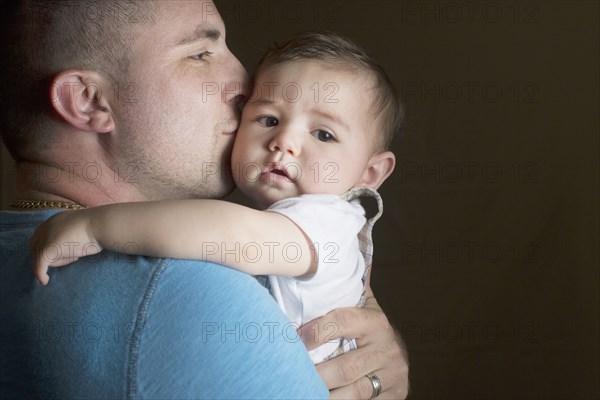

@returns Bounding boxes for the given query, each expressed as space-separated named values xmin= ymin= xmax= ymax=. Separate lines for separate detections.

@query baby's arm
xmin=31 ymin=200 xmax=316 ymax=285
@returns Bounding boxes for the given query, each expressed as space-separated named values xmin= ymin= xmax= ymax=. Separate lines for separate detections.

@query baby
xmin=30 ymin=31 xmax=402 ymax=363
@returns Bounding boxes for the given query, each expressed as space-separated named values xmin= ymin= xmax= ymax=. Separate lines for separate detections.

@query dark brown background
xmin=2 ymin=1 xmax=598 ymax=398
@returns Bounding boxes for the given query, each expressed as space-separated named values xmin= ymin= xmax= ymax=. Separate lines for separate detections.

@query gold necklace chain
xmin=10 ymin=199 xmax=86 ymax=211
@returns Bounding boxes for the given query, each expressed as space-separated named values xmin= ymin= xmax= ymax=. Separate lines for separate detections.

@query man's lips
xmin=222 ymin=118 xmax=239 ymax=135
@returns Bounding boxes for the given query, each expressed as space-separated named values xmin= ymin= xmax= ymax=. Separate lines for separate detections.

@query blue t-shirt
xmin=0 ymin=210 xmax=328 ymax=399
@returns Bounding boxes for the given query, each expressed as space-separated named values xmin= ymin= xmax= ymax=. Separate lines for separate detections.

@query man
xmin=0 ymin=1 xmax=408 ymax=398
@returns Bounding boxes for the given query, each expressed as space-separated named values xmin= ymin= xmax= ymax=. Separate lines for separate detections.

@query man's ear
xmin=49 ymin=70 xmax=115 ymax=133
xmin=357 ymin=151 xmax=396 ymax=190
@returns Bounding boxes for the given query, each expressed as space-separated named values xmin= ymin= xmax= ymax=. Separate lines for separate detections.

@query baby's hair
xmin=253 ymin=31 xmax=403 ymax=152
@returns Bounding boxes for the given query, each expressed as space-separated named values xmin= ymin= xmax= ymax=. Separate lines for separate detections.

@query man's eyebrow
xmin=177 ymin=27 xmax=221 ymax=46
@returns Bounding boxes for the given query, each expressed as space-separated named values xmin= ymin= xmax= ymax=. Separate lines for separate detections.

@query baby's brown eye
xmin=257 ymin=116 xmax=279 ymax=127
xmin=313 ymin=130 xmax=335 ymax=142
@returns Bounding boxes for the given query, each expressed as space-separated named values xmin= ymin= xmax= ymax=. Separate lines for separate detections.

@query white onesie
xmin=265 ymin=187 xmax=383 ymax=363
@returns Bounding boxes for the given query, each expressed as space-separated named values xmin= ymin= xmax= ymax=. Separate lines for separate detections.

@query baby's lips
xmin=264 ymin=161 xmax=297 ymax=181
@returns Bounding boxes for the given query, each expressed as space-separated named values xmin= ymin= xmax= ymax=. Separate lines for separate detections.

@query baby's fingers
xmin=32 ymin=245 xmax=80 ymax=286
xmin=32 ymin=252 xmax=51 ymax=286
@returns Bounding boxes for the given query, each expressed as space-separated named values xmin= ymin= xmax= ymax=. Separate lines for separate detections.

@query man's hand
xmin=29 ymin=210 xmax=102 ymax=286
xmin=299 ymin=287 xmax=409 ymax=399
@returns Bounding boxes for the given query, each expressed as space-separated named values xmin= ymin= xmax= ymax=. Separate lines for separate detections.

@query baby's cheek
xmin=230 ymin=134 xmax=247 ymax=170
xmin=231 ymin=153 xmax=260 ymax=189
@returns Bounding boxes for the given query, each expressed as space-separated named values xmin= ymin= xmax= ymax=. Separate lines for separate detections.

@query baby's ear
xmin=357 ymin=151 xmax=396 ymax=189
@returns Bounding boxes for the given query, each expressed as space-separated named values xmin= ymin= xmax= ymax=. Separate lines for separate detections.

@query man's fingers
xmin=316 ymin=328 xmax=407 ymax=395
xmin=300 ymin=306 xmax=388 ymax=350
xmin=329 ymin=368 xmax=408 ymax=400
xmin=329 ymin=373 xmax=377 ymax=400
xmin=316 ymin=345 xmax=385 ymax=390
xmin=328 ymin=369 xmax=387 ymax=400
xmin=311 ymin=286 xmax=410 ymax=399
xmin=299 ymin=308 xmax=359 ymax=350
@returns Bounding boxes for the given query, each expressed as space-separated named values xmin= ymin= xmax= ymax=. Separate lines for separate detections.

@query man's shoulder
xmin=69 ymin=252 xmax=284 ymax=332
xmin=1 ymin=213 xmax=327 ymax=399
xmin=133 ymin=255 xmax=285 ymax=323
xmin=93 ymin=252 xmax=267 ymax=295
xmin=130 ymin=256 xmax=328 ymax=399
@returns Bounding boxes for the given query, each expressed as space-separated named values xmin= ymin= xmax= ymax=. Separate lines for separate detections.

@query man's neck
xmin=15 ymin=162 xmax=149 ymax=207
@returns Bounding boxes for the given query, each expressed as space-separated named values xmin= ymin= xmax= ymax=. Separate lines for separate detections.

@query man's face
xmin=231 ymin=60 xmax=375 ymax=209
xmin=111 ymin=1 xmax=246 ymax=200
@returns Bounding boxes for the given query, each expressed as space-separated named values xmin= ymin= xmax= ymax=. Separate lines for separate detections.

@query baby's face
xmin=231 ymin=60 xmax=376 ymax=209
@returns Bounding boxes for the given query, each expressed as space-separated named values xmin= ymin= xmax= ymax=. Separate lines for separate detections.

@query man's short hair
xmin=252 ymin=31 xmax=403 ymax=152
xmin=0 ymin=0 xmax=156 ymax=162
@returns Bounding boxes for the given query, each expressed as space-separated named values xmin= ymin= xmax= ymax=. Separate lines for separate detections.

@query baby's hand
xmin=29 ymin=210 xmax=102 ymax=285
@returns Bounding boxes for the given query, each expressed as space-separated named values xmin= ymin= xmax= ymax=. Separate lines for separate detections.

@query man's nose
xmin=222 ymin=50 xmax=249 ymax=106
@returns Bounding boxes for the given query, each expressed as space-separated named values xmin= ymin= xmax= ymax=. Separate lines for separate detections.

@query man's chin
xmin=217 ymin=180 xmax=237 ymax=199
xmin=205 ymin=173 xmax=236 ymax=200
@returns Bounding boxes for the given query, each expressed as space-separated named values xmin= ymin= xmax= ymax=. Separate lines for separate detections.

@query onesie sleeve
xmin=266 ymin=194 xmax=366 ymax=275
